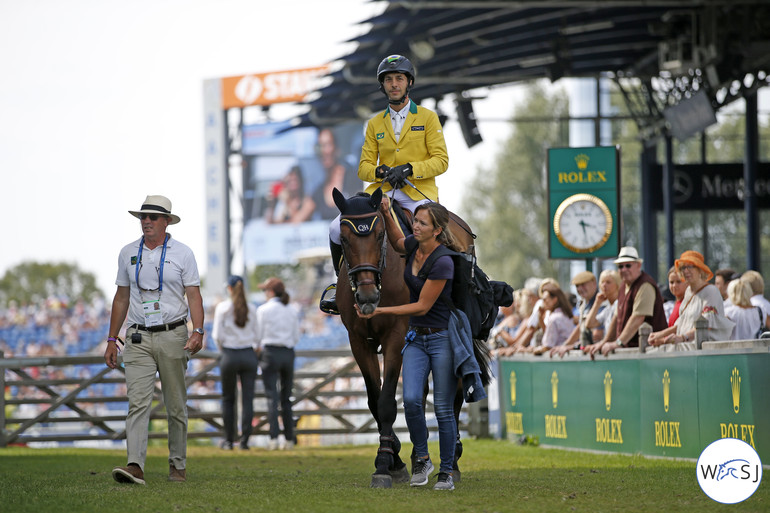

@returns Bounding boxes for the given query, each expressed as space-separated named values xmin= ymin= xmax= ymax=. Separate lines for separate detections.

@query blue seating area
xmin=0 ymin=317 xmax=350 ymax=361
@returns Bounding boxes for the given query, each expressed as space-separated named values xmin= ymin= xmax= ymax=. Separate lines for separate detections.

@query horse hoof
xmin=452 ymin=469 xmax=461 ymax=483
xmin=370 ymin=473 xmax=393 ymax=488
xmin=390 ymin=463 xmax=410 ymax=484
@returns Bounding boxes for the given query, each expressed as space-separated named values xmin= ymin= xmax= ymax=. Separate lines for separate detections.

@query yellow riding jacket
xmin=358 ymin=101 xmax=448 ymax=202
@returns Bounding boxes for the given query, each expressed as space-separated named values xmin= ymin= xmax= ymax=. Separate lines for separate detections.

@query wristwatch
xmin=615 ymin=338 xmax=624 ymax=347
xmin=193 ymin=328 xmax=205 ymax=335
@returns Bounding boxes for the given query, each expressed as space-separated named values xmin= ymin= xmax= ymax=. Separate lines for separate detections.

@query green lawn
xmin=0 ymin=439 xmax=766 ymax=512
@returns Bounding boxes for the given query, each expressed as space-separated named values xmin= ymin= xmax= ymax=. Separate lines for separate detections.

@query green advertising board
xmin=640 ymin=357 xmax=701 ymax=458
xmin=498 ymin=351 xmax=770 ymax=462
xmin=547 ymin=146 xmax=620 ymax=259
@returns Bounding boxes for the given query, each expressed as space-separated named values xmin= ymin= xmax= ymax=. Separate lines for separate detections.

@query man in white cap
xmin=104 ymin=195 xmax=205 ymax=485
xmin=585 ymin=246 xmax=667 ymax=357
xmin=550 ymin=270 xmax=605 ymax=357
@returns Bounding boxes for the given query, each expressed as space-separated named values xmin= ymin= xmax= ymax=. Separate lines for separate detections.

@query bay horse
xmin=332 ymin=187 xmax=485 ymax=488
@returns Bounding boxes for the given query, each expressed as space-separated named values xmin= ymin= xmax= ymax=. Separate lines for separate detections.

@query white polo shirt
xmin=115 ymin=234 xmax=200 ymax=326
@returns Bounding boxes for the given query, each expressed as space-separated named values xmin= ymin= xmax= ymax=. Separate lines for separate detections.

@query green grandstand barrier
xmin=498 ymin=350 xmax=770 ymax=462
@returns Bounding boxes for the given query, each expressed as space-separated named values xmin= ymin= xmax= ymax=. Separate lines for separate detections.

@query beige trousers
xmin=122 ymin=324 xmax=190 ymax=471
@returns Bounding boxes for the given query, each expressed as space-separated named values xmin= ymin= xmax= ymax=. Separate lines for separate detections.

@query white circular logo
xmin=697 ymin=438 xmax=762 ymax=504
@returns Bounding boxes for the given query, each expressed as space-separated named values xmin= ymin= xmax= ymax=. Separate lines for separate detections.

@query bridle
xmin=339 ymin=211 xmax=387 ymax=294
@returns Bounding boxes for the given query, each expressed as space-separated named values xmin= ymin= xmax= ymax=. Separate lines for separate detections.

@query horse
xmin=331 ymin=186 xmax=485 ymax=488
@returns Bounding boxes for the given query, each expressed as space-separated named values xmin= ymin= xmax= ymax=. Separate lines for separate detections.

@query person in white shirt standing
xmin=212 ymin=275 xmax=259 ymax=450
xmin=256 ymin=277 xmax=300 ymax=450
xmin=105 ymin=194 xmax=204 ymax=485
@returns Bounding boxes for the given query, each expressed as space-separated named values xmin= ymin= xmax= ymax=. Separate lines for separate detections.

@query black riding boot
xmin=319 ymin=240 xmax=343 ymax=315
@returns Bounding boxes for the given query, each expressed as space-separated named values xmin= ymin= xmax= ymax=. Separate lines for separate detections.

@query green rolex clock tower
xmin=547 ymin=146 xmax=620 ymax=260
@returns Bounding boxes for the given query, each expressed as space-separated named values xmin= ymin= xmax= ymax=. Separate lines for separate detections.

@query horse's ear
xmin=332 ymin=188 xmax=347 ymax=213
xmin=370 ymin=187 xmax=382 ymax=210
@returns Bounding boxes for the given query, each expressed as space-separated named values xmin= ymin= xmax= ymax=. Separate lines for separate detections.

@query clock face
xmin=553 ymin=194 xmax=613 ymax=254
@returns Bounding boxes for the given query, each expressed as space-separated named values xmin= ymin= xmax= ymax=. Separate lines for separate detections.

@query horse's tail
xmin=472 ymin=336 xmax=493 ymax=387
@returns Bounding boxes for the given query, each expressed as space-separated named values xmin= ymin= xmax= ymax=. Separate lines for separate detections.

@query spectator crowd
xmin=492 ymin=247 xmax=770 ymax=358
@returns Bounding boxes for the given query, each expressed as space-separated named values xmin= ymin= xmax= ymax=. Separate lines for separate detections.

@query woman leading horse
xmin=332 ymin=187 xmax=482 ymax=489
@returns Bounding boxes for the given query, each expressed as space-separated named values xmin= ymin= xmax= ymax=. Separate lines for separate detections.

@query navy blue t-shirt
xmin=403 ymin=234 xmax=454 ymax=328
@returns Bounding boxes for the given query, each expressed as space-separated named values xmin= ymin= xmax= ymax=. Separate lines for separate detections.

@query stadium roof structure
xmin=306 ymin=0 xmax=770 ymax=142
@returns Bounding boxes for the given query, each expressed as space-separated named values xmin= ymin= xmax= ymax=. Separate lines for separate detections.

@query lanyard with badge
xmin=135 ymin=234 xmax=168 ymax=327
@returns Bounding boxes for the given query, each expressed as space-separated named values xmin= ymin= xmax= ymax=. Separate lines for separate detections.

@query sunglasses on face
xmin=139 ymin=213 xmax=163 ymax=221
xmin=617 ymin=263 xmax=634 ymax=269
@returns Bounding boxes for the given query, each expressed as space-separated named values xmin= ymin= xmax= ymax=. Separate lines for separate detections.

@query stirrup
xmin=319 ymin=283 xmax=340 ymax=315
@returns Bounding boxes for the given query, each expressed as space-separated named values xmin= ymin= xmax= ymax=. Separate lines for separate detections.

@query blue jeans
xmin=402 ymin=330 xmax=458 ymax=473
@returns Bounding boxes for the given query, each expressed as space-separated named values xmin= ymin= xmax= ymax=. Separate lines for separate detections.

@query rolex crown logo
xmin=510 ymin=371 xmax=517 ymax=407
xmin=575 ymin=153 xmax=589 ymax=170
xmin=662 ymin=370 xmax=671 ymax=413
xmin=604 ymin=371 xmax=613 ymax=411
xmin=551 ymin=371 xmax=559 ymax=408
xmin=731 ymin=367 xmax=741 ymax=414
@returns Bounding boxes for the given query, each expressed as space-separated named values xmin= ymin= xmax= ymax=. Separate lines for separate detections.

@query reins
xmin=383 ymin=178 xmax=477 ymax=241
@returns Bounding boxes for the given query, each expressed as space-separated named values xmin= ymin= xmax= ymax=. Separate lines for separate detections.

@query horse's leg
xmin=452 ymin=385 xmax=464 ymax=483
xmin=371 ymin=332 xmax=408 ymax=487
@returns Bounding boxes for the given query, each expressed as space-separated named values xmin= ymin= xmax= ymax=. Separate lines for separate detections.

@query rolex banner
xmin=498 ymin=352 xmax=770 ymax=461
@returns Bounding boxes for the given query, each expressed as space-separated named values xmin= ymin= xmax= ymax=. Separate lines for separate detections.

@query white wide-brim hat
xmin=613 ymin=246 xmax=643 ymax=265
xmin=129 ymin=195 xmax=180 ymax=225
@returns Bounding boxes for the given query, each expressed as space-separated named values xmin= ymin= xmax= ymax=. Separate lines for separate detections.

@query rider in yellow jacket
xmin=358 ymin=98 xmax=448 ymax=202
xmin=320 ymin=54 xmax=449 ymax=314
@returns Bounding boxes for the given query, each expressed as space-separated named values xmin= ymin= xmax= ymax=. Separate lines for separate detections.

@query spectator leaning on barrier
xmin=725 ymin=277 xmax=765 ymax=340
xmin=585 ymin=246 xmax=667 ymax=357
xmin=741 ymin=270 xmax=770 ymax=330
xmin=550 ymin=271 xmax=603 ymax=357
xmin=714 ymin=268 xmax=738 ymax=308
xmin=104 ymin=195 xmax=204 ymax=485
xmin=535 ymin=282 xmax=575 ymax=356
xmin=648 ymin=250 xmax=734 ymax=347
xmin=581 ymin=270 xmax=621 ymax=351
xmin=663 ymin=266 xmax=688 ymax=327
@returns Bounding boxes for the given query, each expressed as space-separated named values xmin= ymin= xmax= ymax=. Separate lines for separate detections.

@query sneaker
xmin=282 ymin=440 xmax=295 ymax=450
xmin=433 ymin=471 xmax=455 ymax=491
xmin=267 ymin=439 xmax=279 ymax=451
xmin=410 ymin=457 xmax=434 ymax=487
xmin=319 ymin=284 xmax=339 ymax=315
xmin=112 ymin=463 xmax=145 ymax=485
xmin=220 ymin=440 xmax=234 ymax=450
xmin=168 ymin=465 xmax=186 ymax=482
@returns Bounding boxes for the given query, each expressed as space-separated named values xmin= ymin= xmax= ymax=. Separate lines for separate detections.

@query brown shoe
xmin=112 ymin=463 xmax=145 ymax=485
xmin=169 ymin=465 xmax=186 ymax=482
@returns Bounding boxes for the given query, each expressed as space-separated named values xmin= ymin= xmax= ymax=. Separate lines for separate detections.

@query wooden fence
xmin=0 ymin=349 xmax=473 ymax=447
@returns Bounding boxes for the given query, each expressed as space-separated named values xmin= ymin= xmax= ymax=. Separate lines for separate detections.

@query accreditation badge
xmin=142 ymin=299 xmax=164 ymax=326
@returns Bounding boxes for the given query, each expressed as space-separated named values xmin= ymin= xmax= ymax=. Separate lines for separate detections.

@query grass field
xmin=0 ymin=439 xmax=766 ymax=512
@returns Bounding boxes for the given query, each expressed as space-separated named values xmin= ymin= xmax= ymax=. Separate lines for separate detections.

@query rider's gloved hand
xmin=375 ymin=165 xmax=391 ymax=180
xmin=386 ymin=163 xmax=412 ymax=189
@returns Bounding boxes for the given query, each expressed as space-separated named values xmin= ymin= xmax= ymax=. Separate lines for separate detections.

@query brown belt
xmin=410 ymin=326 xmax=446 ymax=335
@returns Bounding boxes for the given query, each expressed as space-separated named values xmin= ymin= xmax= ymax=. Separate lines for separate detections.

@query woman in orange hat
xmin=648 ymin=251 xmax=734 ymax=347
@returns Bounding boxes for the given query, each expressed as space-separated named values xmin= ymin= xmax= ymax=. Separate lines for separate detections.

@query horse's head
xmin=333 ymin=187 xmax=385 ymax=315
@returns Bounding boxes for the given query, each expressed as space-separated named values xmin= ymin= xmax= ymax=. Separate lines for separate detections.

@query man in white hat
xmin=104 ymin=194 xmax=205 ymax=485
xmin=585 ymin=246 xmax=667 ymax=357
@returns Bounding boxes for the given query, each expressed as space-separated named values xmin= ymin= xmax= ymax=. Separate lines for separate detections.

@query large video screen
xmin=242 ymin=120 xmax=364 ymax=265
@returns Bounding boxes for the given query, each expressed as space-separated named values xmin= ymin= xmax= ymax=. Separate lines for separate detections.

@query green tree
xmin=0 ymin=261 xmax=103 ymax=306
xmin=460 ymin=82 xmax=570 ymax=288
